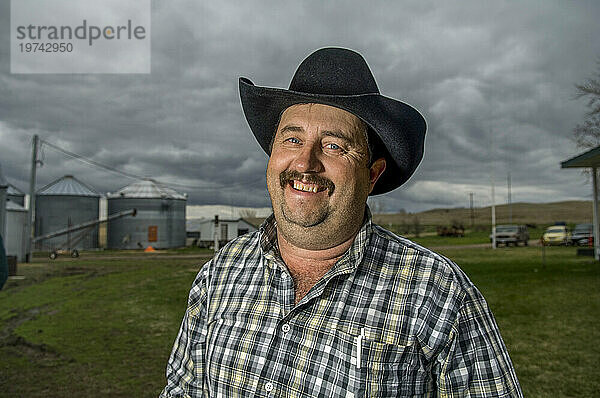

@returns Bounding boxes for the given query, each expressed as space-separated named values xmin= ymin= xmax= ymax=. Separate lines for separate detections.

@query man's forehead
xmin=278 ymin=103 xmax=365 ymax=137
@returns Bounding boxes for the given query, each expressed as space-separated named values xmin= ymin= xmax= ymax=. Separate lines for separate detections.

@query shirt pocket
xmin=332 ymin=329 xmax=430 ymax=397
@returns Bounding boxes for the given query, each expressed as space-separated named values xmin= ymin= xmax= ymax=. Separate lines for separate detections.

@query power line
xmin=39 ymin=139 xmax=265 ymax=191
xmin=41 ymin=139 xmax=143 ymax=181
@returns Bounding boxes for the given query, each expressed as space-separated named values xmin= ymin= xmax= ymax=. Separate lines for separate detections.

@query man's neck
xmin=277 ymin=228 xmax=358 ymax=304
xmin=277 ymin=229 xmax=357 ymax=263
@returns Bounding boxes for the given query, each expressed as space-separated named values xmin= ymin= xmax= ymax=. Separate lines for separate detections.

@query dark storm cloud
xmin=1 ymin=0 xmax=599 ymax=212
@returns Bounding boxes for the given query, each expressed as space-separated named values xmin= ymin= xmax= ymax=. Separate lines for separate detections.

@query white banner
xmin=11 ymin=0 xmax=151 ymax=74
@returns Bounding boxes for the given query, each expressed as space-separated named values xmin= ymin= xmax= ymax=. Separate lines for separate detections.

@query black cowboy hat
xmin=239 ymin=47 xmax=427 ymax=195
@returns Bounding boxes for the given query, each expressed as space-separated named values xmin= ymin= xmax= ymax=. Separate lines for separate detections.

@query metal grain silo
xmin=107 ymin=179 xmax=186 ymax=249
xmin=35 ymin=175 xmax=101 ymax=250
xmin=7 ymin=183 xmax=25 ymax=207
xmin=5 ymin=201 xmax=27 ymax=262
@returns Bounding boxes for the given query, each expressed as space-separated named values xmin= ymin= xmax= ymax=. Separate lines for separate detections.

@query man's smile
xmin=291 ymin=180 xmax=327 ymax=193
xmin=279 ymin=169 xmax=335 ymax=196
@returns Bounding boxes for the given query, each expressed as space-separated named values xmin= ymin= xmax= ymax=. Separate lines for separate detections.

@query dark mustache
xmin=279 ymin=170 xmax=335 ymax=196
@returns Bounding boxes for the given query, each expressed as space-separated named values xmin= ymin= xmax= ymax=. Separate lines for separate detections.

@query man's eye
xmin=325 ymin=143 xmax=342 ymax=150
xmin=285 ymin=137 xmax=300 ymax=144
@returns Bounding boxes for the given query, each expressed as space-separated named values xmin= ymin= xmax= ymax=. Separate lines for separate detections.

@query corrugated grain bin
xmin=35 ymin=175 xmax=101 ymax=250
xmin=5 ymin=201 xmax=27 ymax=262
xmin=107 ymin=180 xmax=186 ymax=249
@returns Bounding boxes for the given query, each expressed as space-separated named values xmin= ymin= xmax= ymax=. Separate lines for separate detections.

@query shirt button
xmin=282 ymin=323 xmax=290 ymax=333
xmin=265 ymin=382 xmax=274 ymax=392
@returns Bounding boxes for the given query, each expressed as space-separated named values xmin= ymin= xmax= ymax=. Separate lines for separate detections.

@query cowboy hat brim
xmin=239 ymin=77 xmax=426 ymax=195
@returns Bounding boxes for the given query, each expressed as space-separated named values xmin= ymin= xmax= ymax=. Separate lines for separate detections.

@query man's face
xmin=266 ymin=103 xmax=385 ymax=249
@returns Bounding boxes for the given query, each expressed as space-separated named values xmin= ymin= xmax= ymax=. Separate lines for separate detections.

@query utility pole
xmin=490 ymin=129 xmax=496 ymax=249
xmin=593 ymin=168 xmax=599 ymax=261
xmin=469 ymin=192 xmax=474 ymax=227
xmin=26 ymin=135 xmax=39 ymax=262
xmin=491 ymin=175 xmax=496 ymax=249
xmin=507 ymin=172 xmax=512 ymax=223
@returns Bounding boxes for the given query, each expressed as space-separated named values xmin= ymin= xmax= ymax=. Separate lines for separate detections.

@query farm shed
xmin=186 ymin=218 xmax=258 ymax=247
xmin=5 ymin=201 xmax=27 ymax=262
xmin=562 ymin=145 xmax=600 ymax=260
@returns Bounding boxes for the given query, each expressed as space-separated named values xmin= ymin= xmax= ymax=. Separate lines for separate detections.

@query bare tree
xmin=574 ymin=60 xmax=600 ymax=149
xmin=413 ymin=216 xmax=421 ymax=238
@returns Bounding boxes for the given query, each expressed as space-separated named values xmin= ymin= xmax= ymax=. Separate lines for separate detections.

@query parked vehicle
xmin=490 ymin=225 xmax=529 ymax=246
xmin=542 ymin=225 xmax=571 ymax=246
xmin=571 ymin=223 xmax=593 ymax=246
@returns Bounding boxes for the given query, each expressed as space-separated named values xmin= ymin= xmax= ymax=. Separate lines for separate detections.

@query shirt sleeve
xmin=435 ymin=286 xmax=523 ymax=397
xmin=159 ymin=261 xmax=210 ymax=398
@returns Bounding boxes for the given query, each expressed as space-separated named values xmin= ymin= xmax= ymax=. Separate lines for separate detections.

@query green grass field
xmin=371 ymin=200 xmax=594 ymax=227
xmin=1 ymin=246 xmax=599 ymax=397
xmin=388 ymin=226 xmax=552 ymax=247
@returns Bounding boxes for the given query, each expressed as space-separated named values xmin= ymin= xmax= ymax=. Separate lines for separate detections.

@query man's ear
xmin=368 ymin=157 xmax=386 ymax=193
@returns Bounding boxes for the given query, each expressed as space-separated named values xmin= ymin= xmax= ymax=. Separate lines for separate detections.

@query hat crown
xmin=289 ymin=48 xmax=380 ymax=96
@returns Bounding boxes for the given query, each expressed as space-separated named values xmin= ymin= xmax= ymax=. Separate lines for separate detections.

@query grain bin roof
xmin=107 ymin=179 xmax=186 ymax=200
xmin=37 ymin=175 xmax=101 ymax=197
xmin=7 ymin=184 xmax=25 ymax=195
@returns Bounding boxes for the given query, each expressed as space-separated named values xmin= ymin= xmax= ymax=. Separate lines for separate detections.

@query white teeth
xmin=292 ymin=180 xmax=319 ymax=192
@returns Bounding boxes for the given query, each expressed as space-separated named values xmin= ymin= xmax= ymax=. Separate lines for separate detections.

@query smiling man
xmin=266 ymin=103 xmax=386 ymax=304
xmin=160 ymin=48 xmax=522 ymax=397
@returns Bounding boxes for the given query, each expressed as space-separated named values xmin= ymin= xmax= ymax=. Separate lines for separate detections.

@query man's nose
xmin=293 ymin=142 xmax=324 ymax=173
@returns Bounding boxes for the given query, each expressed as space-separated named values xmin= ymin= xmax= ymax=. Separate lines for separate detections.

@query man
xmin=161 ymin=48 xmax=522 ymax=397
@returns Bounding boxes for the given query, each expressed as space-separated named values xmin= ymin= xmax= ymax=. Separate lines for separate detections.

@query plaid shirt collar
xmin=258 ymin=207 xmax=373 ymax=277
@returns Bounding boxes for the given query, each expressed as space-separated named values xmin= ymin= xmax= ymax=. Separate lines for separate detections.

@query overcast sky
xmin=1 ymin=0 xmax=599 ymax=213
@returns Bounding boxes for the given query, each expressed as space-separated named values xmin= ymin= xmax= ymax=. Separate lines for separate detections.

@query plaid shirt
xmin=160 ymin=212 xmax=522 ymax=397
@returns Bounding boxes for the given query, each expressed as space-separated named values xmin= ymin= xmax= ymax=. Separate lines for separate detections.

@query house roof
xmin=7 ymin=183 xmax=25 ymax=196
xmin=242 ymin=217 xmax=266 ymax=229
xmin=186 ymin=217 xmax=260 ymax=232
xmin=6 ymin=200 xmax=26 ymax=212
xmin=561 ymin=146 xmax=600 ymax=168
